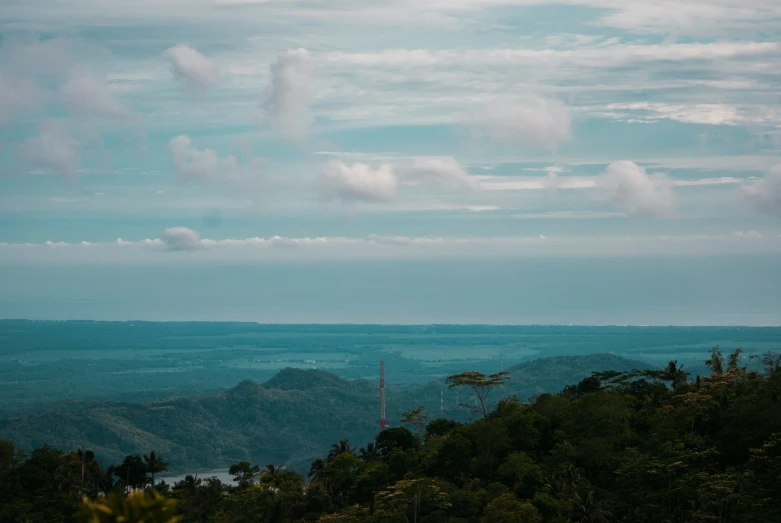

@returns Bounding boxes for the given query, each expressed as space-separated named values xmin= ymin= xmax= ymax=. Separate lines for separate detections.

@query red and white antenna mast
xmin=379 ymin=360 xmax=388 ymax=431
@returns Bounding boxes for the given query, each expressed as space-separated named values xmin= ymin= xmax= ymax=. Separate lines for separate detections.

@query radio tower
xmin=379 ymin=361 xmax=388 ymax=431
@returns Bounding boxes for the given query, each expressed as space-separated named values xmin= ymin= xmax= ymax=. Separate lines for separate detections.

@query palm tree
xmin=261 ymin=464 xmax=282 ymax=488
xmin=308 ymin=458 xmax=326 ymax=481
xmin=144 ymin=451 xmax=169 ymax=488
xmin=570 ymin=489 xmax=611 ymax=523
xmin=328 ymin=440 xmax=354 ymax=462
xmin=175 ymin=474 xmax=201 ymax=498
xmin=359 ymin=442 xmax=381 ymax=462
xmin=660 ymin=360 xmax=689 ymax=389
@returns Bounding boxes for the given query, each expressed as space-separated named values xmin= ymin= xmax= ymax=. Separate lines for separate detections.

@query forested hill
xmin=0 ymin=353 xmax=649 ymax=472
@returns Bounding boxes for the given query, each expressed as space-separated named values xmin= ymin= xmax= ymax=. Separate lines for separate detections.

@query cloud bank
xmin=4 ymin=232 xmax=779 ymax=266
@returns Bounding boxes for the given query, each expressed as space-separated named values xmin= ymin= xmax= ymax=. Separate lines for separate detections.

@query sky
xmin=1 ymin=0 xmax=781 ymax=324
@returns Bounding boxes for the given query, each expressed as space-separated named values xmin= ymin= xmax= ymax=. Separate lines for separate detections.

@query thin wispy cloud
xmin=743 ymin=165 xmax=781 ymax=219
xmin=61 ymin=68 xmax=132 ymax=120
xmin=168 ymin=135 xmax=242 ymax=181
xmin=19 ymin=121 xmax=81 ymax=177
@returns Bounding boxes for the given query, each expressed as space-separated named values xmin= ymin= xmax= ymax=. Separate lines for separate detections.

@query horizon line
xmin=1 ymin=318 xmax=780 ymax=328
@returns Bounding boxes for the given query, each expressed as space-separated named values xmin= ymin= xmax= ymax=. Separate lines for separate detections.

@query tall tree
xmin=143 ymin=451 xmax=169 ymax=488
xmin=401 ymin=406 xmax=428 ymax=439
xmin=659 ymin=360 xmax=689 ymax=389
xmin=107 ymin=455 xmax=147 ymax=494
xmin=328 ymin=440 xmax=355 ymax=462
xmin=760 ymin=350 xmax=781 ymax=376
xmin=359 ymin=443 xmax=381 ymax=462
xmin=260 ymin=464 xmax=282 ymax=488
xmin=228 ymin=461 xmax=259 ymax=490
xmin=308 ymin=458 xmax=326 ymax=481
xmin=446 ymin=371 xmax=510 ymax=417
xmin=375 ymin=478 xmax=451 ymax=523
xmin=705 ymin=346 xmax=725 ymax=375
xmin=0 ymin=440 xmax=23 ymax=472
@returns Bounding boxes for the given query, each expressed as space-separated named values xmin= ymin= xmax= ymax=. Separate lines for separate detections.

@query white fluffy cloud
xmin=743 ymin=165 xmax=781 ymax=218
xmin=595 ymin=161 xmax=676 ymax=218
xmin=165 ymin=45 xmax=219 ymax=91
xmin=61 ymin=68 xmax=131 ymax=120
xmin=19 ymin=121 xmax=80 ymax=176
xmin=319 ymin=157 xmax=482 ymax=203
xmin=319 ymin=160 xmax=398 ymax=202
xmin=160 ymin=227 xmax=204 ymax=251
xmin=168 ymin=135 xmax=240 ymax=180
xmin=260 ymin=48 xmax=313 ymax=142
xmin=402 ymin=157 xmax=479 ymax=192
xmin=467 ymin=95 xmax=572 ymax=150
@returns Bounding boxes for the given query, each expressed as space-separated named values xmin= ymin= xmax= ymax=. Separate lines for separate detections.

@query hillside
xmin=0 ymin=353 xmax=649 ymax=472
xmin=4 ymin=320 xmax=776 ymax=413
xmin=5 ymin=347 xmax=780 ymax=523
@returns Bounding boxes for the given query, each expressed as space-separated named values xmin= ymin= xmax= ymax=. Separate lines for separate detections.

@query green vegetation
xmin=3 ymin=320 xmax=780 ymax=414
xmin=2 ymin=348 xmax=780 ymax=522
xmin=446 ymin=371 xmax=510 ymax=418
xmin=0 ymin=354 xmax=650 ymax=471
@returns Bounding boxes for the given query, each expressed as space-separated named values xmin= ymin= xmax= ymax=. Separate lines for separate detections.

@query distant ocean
xmin=1 ymin=254 xmax=780 ymax=325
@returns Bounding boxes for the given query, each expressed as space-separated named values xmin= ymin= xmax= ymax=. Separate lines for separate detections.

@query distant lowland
xmin=1 ymin=320 xmax=778 ymax=472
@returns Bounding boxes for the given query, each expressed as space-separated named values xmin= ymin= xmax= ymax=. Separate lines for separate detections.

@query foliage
xmin=446 ymin=371 xmax=510 ymax=417
xmin=400 ymin=406 xmax=428 ymax=438
xmin=4 ymin=348 xmax=781 ymax=523
xmin=76 ymin=491 xmax=181 ymax=523
xmin=375 ymin=478 xmax=451 ymax=523
xmin=145 ymin=451 xmax=170 ymax=487
xmin=1 ymin=353 xmax=654 ymax=472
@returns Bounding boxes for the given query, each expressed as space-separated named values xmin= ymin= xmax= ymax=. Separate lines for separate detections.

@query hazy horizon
xmin=3 ymin=255 xmax=780 ymax=326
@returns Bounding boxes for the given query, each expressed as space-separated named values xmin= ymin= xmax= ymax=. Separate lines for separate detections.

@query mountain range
xmin=1 ymin=353 xmax=651 ymax=473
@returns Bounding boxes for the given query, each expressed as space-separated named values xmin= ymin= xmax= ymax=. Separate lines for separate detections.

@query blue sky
xmin=1 ymin=0 xmax=781 ymax=323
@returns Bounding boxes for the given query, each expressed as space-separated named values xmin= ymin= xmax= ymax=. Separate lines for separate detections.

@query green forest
xmin=2 ymin=347 xmax=780 ymax=522
xmin=0 ymin=354 xmax=653 ymax=472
